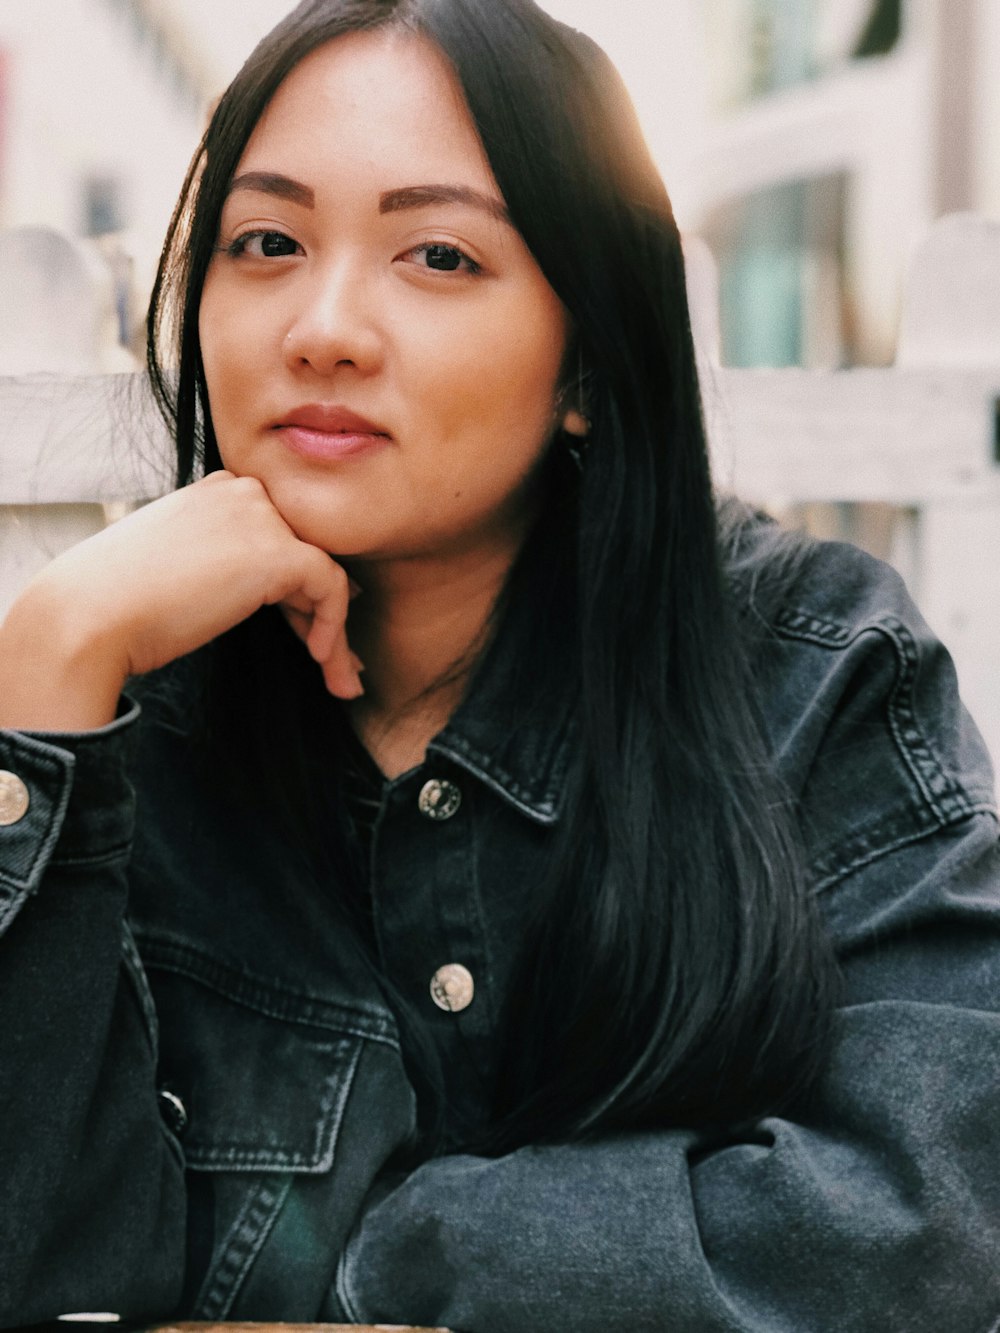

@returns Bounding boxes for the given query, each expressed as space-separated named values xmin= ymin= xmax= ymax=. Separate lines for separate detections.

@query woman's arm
xmin=0 ymin=473 xmax=360 ymax=1322
xmin=336 ymin=810 xmax=1000 ymax=1332
xmin=333 ymin=554 xmax=1000 ymax=1333
xmin=0 ymin=471 xmax=361 ymax=733
xmin=0 ymin=711 xmax=187 ymax=1323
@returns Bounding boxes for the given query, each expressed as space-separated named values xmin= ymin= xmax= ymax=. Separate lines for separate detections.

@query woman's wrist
xmin=0 ymin=584 xmax=128 ymax=732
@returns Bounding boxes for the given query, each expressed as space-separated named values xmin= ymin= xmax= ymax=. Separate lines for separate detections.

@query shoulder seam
xmin=773 ymin=606 xmax=990 ymax=828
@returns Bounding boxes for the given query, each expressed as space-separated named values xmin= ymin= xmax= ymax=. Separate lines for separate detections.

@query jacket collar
xmin=429 ymin=716 xmax=573 ymax=827
xmin=428 ymin=575 xmax=577 ymax=827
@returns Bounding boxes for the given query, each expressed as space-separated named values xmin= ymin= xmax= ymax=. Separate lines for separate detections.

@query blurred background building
xmin=676 ymin=0 xmax=1000 ymax=556
xmin=0 ymin=1 xmax=209 ymax=329
xmin=691 ymin=0 xmax=999 ymax=371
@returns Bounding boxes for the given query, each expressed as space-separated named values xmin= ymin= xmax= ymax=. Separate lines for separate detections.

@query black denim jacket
xmin=2 ymin=535 xmax=1000 ymax=1330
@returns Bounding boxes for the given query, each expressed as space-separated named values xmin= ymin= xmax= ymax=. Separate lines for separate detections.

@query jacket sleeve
xmin=0 ymin=707 xmax=186 ymax=1326
xmin=334 ymin=574 xmax=1000 ymax=1333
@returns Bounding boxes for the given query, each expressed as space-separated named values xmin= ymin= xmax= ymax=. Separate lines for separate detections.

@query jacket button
xmin=418 ymin=778 xmax=461 ymax=821
xmin=157 ymin=1088 xmax=188 ymax=1136
xmin=0 ymin=772 xmax=29 ymax=826
xmin=430 ymin=963 xmax=475 ymax=1012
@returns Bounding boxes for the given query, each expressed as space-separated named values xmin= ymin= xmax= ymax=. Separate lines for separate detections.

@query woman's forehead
xmin=235 ymin=29 xmax=499 ymax=200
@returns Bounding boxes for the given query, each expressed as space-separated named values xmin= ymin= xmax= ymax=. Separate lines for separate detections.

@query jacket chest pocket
xmin=154 ymin=973 xmax=361 ymax=1175
xmin=144 ymin=953 xmax=387 ymax=1320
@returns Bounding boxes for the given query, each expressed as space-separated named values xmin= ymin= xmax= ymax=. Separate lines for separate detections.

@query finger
xmin=318 ymin=654 xmax=362 ymax=701
xmin=280 ymin=598 xmax=363 ymax=697
xmin=279 ymin=585 xmax=362 ymax=694
xmin=305 ymin=608 xmax=337 ymax=664
xmin=309 ymin=611 xmax=364 ymax=699
xmin=278 ymin=602 xmax=312 ymax=645
xmin=293 ymin=554 xmax=363 ymax=699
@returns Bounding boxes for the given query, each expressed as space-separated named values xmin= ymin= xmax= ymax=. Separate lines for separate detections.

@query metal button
xmin=0 ymin=772 xmax=29 ymax=827
xmin=418 ymin=778 xmax=461 ymax=821
xmin=157 ymin=1088 xmax=188 ymax=1136
xmin=430 ymin=963 xmax=475 ymax=1013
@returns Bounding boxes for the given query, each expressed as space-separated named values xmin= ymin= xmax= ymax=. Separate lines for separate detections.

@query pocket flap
xmin=149 ymin=961 xmax=364 ymax=1174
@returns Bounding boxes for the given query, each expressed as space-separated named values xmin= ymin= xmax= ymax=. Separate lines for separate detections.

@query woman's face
xmin=199 ymin=28 xmax=571 ymax=565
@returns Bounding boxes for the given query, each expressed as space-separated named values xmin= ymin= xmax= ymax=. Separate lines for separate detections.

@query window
xmin=705 ymin=0 xmax=904 ymax=110
xmin=82 ymin=173 xmax=126 ymax=238
xmin=853 ymin=0 xmax=903 ymax=59
xmin=703 ymin=174 xmax=849 ymax=369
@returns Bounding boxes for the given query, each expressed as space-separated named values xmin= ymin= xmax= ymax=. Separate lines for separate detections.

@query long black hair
xmin=147 ymin=0 xmax=837 ymax=1152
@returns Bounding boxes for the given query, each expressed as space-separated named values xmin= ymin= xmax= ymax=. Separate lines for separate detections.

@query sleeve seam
xmin=811 ymin=806 xmax=998 ymax=894
xmin=774 ymin=610 xmax=987 ymax=827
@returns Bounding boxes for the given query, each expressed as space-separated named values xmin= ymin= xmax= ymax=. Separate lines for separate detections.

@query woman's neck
xmin=343 ymin=543 xmax=513 ymax=777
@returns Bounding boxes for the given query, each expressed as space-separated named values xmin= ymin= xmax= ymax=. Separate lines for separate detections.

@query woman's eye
xmin=407 ymin=243 xmax=481 ymax=274
xmin=226 ymin=230 xmax=301 ymax=259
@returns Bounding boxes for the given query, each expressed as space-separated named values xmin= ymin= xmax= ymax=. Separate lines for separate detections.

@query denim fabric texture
xmin=1 ymin=534 xmax=1000 ymax=1330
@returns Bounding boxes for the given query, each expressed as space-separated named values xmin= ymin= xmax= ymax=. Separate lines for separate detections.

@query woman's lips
xmin=277 ymin=425 xmax=391 ymax=461
xmin=273 ymin=406 xmax=392 ymax=462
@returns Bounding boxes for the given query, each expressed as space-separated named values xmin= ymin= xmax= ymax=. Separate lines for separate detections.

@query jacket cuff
xmin=0 ymin=699 xmax=139 ymax=926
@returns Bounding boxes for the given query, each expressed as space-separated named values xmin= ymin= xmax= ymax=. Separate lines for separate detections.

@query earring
xmin=562 ymin=407 xmax=590 ymax=438
xmin=558 ymin=347 xmax=591 ymax=470
xmin=561 ymin=408 xmax=589 ymax=473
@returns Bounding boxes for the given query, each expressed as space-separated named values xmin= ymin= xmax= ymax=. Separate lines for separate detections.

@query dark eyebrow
xmin=227 ymin=172 xmax=315 ymax=208
xmin=379 ymin=184 xmax=511 ymax=225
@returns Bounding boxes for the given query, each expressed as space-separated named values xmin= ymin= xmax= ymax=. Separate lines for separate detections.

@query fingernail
xmin=349 ymin=651 xmax=365 ymax=674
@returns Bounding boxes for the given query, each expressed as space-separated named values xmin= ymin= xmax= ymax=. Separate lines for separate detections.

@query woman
xmin=0 ymin=0 xmax=998 ymax=1327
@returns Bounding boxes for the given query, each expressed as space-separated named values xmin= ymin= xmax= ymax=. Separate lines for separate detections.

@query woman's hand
xmin=0 ymin=472 xmax=362 ymax=731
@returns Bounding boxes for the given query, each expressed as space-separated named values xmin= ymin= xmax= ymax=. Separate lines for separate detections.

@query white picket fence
xmin=2 ymin=215 xmax=1000 ymax=759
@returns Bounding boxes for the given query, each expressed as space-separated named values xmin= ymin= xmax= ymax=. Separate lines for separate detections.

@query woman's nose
xmin=282 ymin=259 xmax=383 ymax=376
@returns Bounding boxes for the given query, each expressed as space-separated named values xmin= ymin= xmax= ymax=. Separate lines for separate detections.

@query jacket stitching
xmin=334 ymin=1231 xmax=365 ymax=1324
xmin=120 ymin=919 xmax=158 ymax=1057
xmin=771 ymin=606 xmax=995 ymax=890
xmin=135 ymin=935 xmax=399 ymax=1047
xmin=0 ymin=893 xmax=27 ymax=936
xmin=183 ymin=1037 xmax=362 ymax=1173
xmin=194 ymin=1174 xmax=292 ymax=1319
xmin=0 ymin=759 xmax=74 ymax=894
xmin=48 ymin=844 xmax=132 ymax=869
xmin=877 ymin=615 xmax=972 ymax=824
xmin=810 ymin=806 xmax=998 ymax=893
xmin=773 ymin=608 xmax=983 ymax=828
xmin=430 ymin=734 xmax=560 ymax=822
